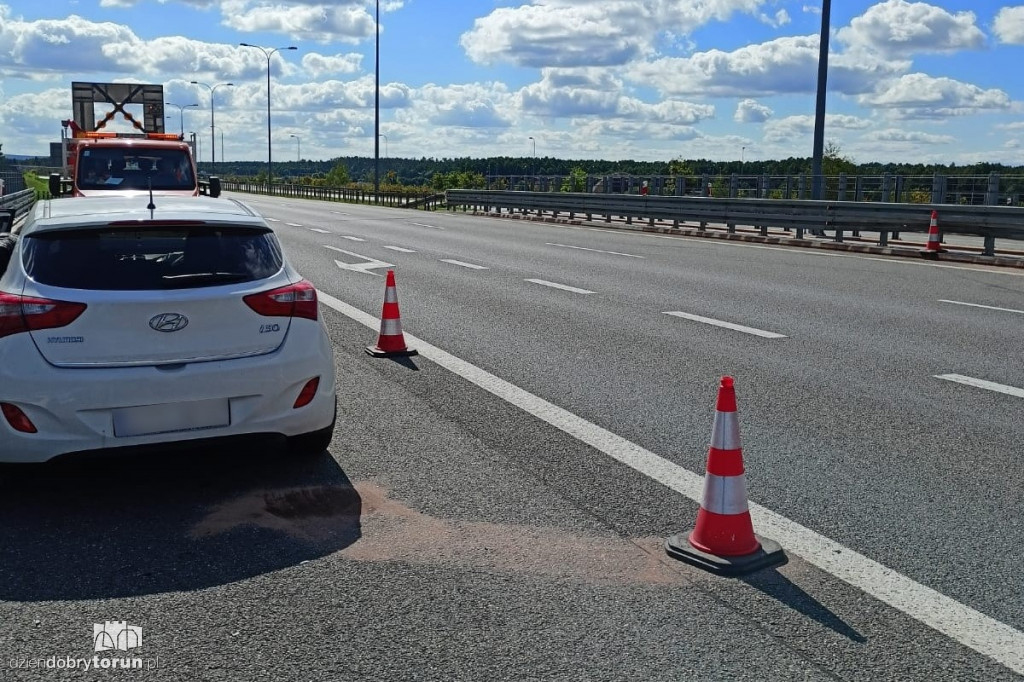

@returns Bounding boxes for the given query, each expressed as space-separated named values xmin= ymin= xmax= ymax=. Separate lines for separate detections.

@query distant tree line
xmin=206 ymin=147 xmax=1024 ymax=191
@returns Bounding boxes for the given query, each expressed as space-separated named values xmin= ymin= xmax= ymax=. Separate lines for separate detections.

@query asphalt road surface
xmin=0 ymin=192 xmax=1021 ymax=681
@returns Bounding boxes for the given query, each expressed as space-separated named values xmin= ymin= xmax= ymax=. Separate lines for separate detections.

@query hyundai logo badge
xmin=149 ymin=313 xmax=189 ymax=332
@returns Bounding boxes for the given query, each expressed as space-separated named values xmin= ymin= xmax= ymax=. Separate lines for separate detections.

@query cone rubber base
xmin=365 ymin=346 xmax=418 ymax=358
xmin=665 ymin=533 xmax=786 ymax=576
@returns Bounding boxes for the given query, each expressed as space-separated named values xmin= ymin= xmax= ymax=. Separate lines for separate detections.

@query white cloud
xmin=460 ymin=0 xmax=767 ymax=68
xmin=863 ymin=129 xmax=955 ymax=144
xmin=763 ymin=114 xmax=872 ymax=143
xmin=396 ymin=82 xmax=517 ymax=130
xmin=0 ymin=13 xmax=140 ymax=78
xmin=860 ymin=73 xmax=1012 ymax=119
xmin=735 ymin=99 xmax=773 ymax=123
xmin=837 ymin=0 xmax=985 ymax=57
xmin=759 ymin=9 xmax=790 ymax=28
xmin=221 ymin=1 xmax=375 ymax=43
xmin=631 ymin=35 xmax=905 ymax=97
xmin=994 ymin=6 xmax=1024 ymax=44
xmin=301 ymin=52 xmax=363 ymax=78
xmin=520 ymin=68 xmax=624 ymax=117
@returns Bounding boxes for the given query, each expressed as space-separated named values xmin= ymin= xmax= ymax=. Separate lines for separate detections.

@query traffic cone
xmin=920 ymin=210 xmax=944 ymax=259
xmin=665 ymin=377 xmax=785 ymax=576
xmin=366 ymin=269 xmax=418 ymax=357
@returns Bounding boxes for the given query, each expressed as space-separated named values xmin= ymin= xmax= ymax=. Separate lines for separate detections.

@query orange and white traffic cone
xmin=665 ymin=376 xmax=785 ymax=576
xmin=921 ymin=210 xmax=944 ymax=259
xmin=366 ymin=269 xmax=418 ymax=357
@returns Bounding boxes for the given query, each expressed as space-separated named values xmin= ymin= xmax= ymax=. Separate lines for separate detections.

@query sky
xmin=0 ymin=0 xmax=1023 ymax=166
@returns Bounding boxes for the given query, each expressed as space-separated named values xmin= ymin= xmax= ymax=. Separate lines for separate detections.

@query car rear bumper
xmin=0 ymin=321 xmax=336 ymax=463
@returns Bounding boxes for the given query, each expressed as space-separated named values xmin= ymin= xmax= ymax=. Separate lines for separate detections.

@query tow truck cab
xmin=48 ymin=137 xmax=221 ymax=199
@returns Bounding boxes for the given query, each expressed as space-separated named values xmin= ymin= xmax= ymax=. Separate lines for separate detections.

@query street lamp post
xmin=811 ymin=0 xmax=831 ymax=201
xmin=528 ymin=136 xmax=536 ymax=186
xmin=165 ymin=102 xmax=198 ymax=137
xmin=374 ymin=0 xmax=380 ymax=204
xmin=289 ymin=134 xmax=301 ymax=162
xmin=191 ymin=80 xmax=233 ymax=174
xmin=240 ymin=43 xmax=297 ymax=191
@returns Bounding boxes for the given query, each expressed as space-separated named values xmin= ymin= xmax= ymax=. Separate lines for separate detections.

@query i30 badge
xmin=149 ymin=313 xmax=189 ymax=332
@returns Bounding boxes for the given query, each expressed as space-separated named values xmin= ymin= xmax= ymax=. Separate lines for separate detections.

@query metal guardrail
xmin=222 ymin=181 xmax=444 ymax=210
xmin=445 ymin=190 xmax=1024 ymax=257
xmin=0 ymin=189 xmax=36 ymax=232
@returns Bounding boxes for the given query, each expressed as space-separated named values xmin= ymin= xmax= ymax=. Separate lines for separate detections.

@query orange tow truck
xmin=49 ymin=81 xmax=220 ymax=199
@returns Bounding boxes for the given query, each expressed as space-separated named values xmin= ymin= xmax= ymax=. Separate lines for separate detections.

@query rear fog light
xmin=294 ymin=377 xmax=320 ymax=409
xmin=1 ymin=403 xmax=38 ymax=434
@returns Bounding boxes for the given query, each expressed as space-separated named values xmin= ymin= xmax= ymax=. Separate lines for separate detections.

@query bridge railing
xmin=445 ymin=190 xmax=1024 ymax=257
xmin=221 ymin=181 xmax=444 ymax=210
xmin=488 ymin=173 xmax=1023 ymax=207
xmin=0 ymin=189 xmax=36 ymax=232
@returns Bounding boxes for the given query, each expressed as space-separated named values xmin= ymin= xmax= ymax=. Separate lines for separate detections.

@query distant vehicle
xmin=0 ymin=195 xmax=336 ymax=463
xmin=48 ymin=81 xmax=220 ymax=199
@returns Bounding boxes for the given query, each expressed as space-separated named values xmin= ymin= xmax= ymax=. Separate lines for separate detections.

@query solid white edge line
xmin=935 ymin=374 xmax=1024 ymax=399
xmin=316 ymin=288 xmax=1023 ymax=675
xmin=440 ymin=259 xmax=489 ymax=270
xmin=939 ymin=300 xmax=1024 ymax=315
xmin=664 ymin=311 xmax=787 ymax=339
xmin=525 ymin=279 xmax=595 ymax=295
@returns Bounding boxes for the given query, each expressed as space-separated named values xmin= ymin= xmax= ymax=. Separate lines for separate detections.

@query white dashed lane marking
xmin=547 ymin=243 xmax=645 ymax=259
xmin=935 ymin=374 xmax=1024 ymax=399
xmin=441 ymin=259 xmax=488 ymax=270
xmin=663 ymin=311 xmax=786 ymax=339
xmin=939 ymin=300 xmax=1024 ymax=315
xmin=525 ymin=279 xmax=595 ymax=295
xmin=382 ymin=246 xmax=416 ymax=253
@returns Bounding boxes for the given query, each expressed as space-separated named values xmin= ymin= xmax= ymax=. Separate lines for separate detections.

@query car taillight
xmin=0 ymin=292 xmax=87 ymax=339
xmin=243 ymin=280 xmax=318 ymax=321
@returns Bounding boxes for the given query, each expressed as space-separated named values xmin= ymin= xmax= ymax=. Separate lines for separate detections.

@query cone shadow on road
xmin=385 ymin=355 xmax=420 ymax=371
xmin=740 ymin=569 xmax=868 ymax=643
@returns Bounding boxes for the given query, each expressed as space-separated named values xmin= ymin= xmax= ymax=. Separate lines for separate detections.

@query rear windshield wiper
xmin=162 ymin=272 xmax=250 ymax=284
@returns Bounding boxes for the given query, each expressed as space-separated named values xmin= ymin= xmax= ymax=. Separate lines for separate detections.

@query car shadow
xmin=0 ymin=445 xmax=361 ymax=602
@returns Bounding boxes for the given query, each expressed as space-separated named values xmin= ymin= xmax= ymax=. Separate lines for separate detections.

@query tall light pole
xmin=811 ymin=0 xmax=831 ymax=200
xmin=289 ymin=134 xmax=301 ymax=162
xmin=165 ymin=102 xmax=198 ymax=137
xmin=378 ymin=134 xmax=388 ymax=158
xmin=240 ymin=43 xmax=297 ymax=191
xmin=191 ymin=80 xmax=233 ymax=173
xmin=374 ymin=0 xmax=380 ymax=204
xmin=528 ymin=136 xmax=536 ymax=182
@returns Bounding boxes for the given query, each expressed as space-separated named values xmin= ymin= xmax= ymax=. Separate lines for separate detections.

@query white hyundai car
xmin=0 ymin=195 xmax=336 ymax=464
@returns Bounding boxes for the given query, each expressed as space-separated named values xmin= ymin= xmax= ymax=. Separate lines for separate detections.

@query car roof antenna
xmin=147 ymin=177 xmax=156 ymax=213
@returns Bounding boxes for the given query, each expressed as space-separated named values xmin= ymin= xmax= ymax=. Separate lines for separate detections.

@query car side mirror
xmin=49 ymin=173 xmax=63 ymax=198
xmin=209 ymin=177 xmax=221 ymax=198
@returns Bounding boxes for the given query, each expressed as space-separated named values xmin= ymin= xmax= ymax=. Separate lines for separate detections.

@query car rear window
xmin=22 ymin=226 xmax=283 ymax=290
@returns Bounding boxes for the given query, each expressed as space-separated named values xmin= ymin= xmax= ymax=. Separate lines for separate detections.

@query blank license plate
xmin=113 ymin=399 xmax=230 ymax=437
